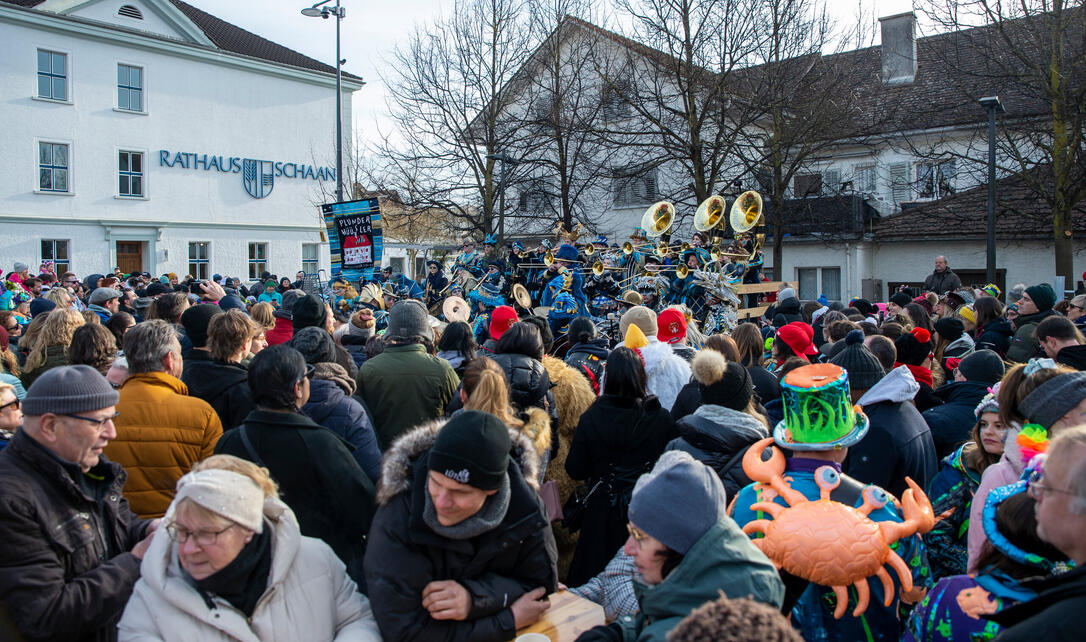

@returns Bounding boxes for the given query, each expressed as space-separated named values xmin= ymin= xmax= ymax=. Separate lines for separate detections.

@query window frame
xmin=36 ymin=139 xmax=72 ymax=195
xmin=41 ymin=239 xmax=71 ymax=274
xmin=248 ymin=242 xmax=268 ymax=281
xmin=853 ymin=164 xmax=878 ymax=194
xmin=612 ymin=167 xmax=658 ymax=208
xmin=35 ymin=47 xmax=71 ymax=104
xmin=116 ymin=148 xmax=147 ymax=199
xmin=115 ymin=62 xmax=145 ymax=113
xmin=793 ymin=173 xmax=822 ymax=199
xmin=796 ymin=266 xmax=842 ymax=301
xmin=301 ymin=243 xmax=319 ymax=276
xmin=188 ymin=241 xmax=210 ymax=280
xmin=916 ymin=159 xmax=957 ymax=200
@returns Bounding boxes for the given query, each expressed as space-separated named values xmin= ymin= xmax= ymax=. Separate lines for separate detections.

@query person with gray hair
xmin=356 ymin=300 xmax=458 ymax=450
xmin=989 ymin=426 xmax=1086 ymax=640
xmin=105 ymin=320 xmax=223 ymax=518
xmin=0 ymin=365 xmax=157 ymax=642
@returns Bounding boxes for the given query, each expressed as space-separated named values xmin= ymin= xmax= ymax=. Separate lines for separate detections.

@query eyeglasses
xmin=61 ymin=412 xmax=119 ymax=429
xmin=0 ymin=399 xmax=20 ymax=411
xmin=627 ymin=522 xmax=647 ymax=544
xmin=166 ymin=522 xmax=236 ymax=546
xmin=1027 ymin=468 xmax=1075 ymax=500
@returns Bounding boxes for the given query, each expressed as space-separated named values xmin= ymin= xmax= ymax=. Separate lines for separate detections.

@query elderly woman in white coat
xmin=118 ymin=455 xmax=380 ymax=642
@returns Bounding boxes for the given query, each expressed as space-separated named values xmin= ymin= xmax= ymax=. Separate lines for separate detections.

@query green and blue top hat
xmin=774 ymin=363 xmax=869 ymax=451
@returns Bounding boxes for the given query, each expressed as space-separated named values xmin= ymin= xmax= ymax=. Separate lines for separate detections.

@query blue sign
xmin=158 ymin=150 xmax=334 ymax=200
xmin=323 ymin=198 xmax=382 ymax=282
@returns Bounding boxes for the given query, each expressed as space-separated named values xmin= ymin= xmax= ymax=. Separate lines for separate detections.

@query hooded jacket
xmin=564 ymin=339 xmax=609 ymax=394
xmin=924 ymin=444 xmax=984 ymax=580
xmin=301 ymin=363 xmax=383 ymax=483
xmin=105 ymin=372 xmax=223 ymax=518
xmin=1056 ymin=344 xmax=1086 ymax=371
xmin=667 ymin=405 xmax=769 ymax=497
xmin=117 ymin=496 xmax=381 ymax=642
xmin=942 ymin=333 xmax=975 ymax=363
xmin=265 ymin=314 xmax=294 ymax=346
xmin=363 ymin=419 xmax=558 ymax=642
xmin=636 ymin=337 xmax=691 ymax=411
xmin=986 ymin=565 xmax=1086 ymax=641
xmin=975 ymin=318 xmax=1014 ymax=357
xmin=0 ymin=430 xmax=151 ymax=642
xmin=771 ymin=296 xmax=803 ymax=328
xmin=922 ymin=380 xmax=991 ymax=459
xmin=180 ymin=350 xmax=254 ymax=431
xmin=1006 ymin=308 xmax=1059 ymax=363
xmin=215 ymin=410 xmax=376 ymax=584
xmin=615 ymin=519 xmax=784 ymax=642
xmin=845 ymin=366 xmax=938 ymax=498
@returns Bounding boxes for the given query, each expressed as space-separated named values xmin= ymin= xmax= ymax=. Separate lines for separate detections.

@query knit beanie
xmin=173 ymin=469 xmax=265 ymax=534
xmin=387 ymin=300 xmax=432 ymax=341
xmin=23 ymin=365 xmax=119 ymax=416
xmin=933 ymin=317 xmax=965 ymax=342
xmin=958 ymin=305 xmax=976 ymax=325
xmin=657 ymin=308 xmax=688 ymax=344
xmin=895 ymin=328 xmax=932 ymax=366
xmin=1019 ymin=371 xmax=1086 ymax=430
xmin=292 ymin=294 xmax=329 ymax=331
xmin=180 ymin=304 xmax=224 ymax=348
xmin=628 ymin=450 xmax=727 ymax=555
xmin=889 ymin=292 xmax=912 ymax=308
xmin=290 ymin=327 xmax=337 ymax=364
xmin=830 ymin=330 xmax=885 ymax=390
xmin=13 ymin=261 xmax=28 ymax=273
xmin=619 ymin=305 xmax=658 ymax=338
xmin=850 ymin=298 xmax=875 ymax=317
xmin=778 ymin=287 xmax=796 ymax=301
xmin=1025 ymin=283 xmax=1056 ymax=312
xmin=427 ymin=410 xmax=511 ymax=490
xmin=146 ymin=282 xmax=169 ymax=297
xmin=29 ymin=298 xmax=56 ymax=318
xmin=691 ymin=350 xmax=753 ymax=410
xmin=956 ymin=349 xmax=1005 ymax=385
xmin=279 ymin=289 xmax=306 ymax=319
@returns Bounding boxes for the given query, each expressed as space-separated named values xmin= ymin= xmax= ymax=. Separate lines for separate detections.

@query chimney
xmin=879 ymin=12 xmax=917 ymax=85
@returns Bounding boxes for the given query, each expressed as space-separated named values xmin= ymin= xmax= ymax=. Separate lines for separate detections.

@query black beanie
xmin=292 ymin=294 xmax=328 ymax=331
xmin=895 ymin=328 xmax=933 ymax=366
xmin=933 ymin=317 xmax=965 ymax=342
xmin=830 ymin=330 xmax=885 ymax=390
xmin=290 ymin=326 xmax=337 ymax=364
xmin=851 ymin=298 xmax=875 ymax=317
xmin=428 ymin=411 xmax=511 ymax=490
xmin=691 ymin=350 xmax=753 ymax=410
xmin=956 ymin=349 xmax=1005 ymax=385
xmin=180 ymin=304 xmax=224 ymax=348
xmin=889 ymin=292 xmax=912 ymax=308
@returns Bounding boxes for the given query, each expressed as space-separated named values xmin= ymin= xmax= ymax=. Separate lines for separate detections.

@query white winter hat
xmin=172 ymin=469 xmax=265 ymax=533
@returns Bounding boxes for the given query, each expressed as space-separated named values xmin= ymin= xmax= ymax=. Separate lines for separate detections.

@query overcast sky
xmin=192 ymin=0 xmax=915 ymax=144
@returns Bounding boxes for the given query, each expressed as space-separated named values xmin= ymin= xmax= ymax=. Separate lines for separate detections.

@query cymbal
xmin=511 ymin=283 xmax=532 ymax=310
xmin=442 ymin=295 xmax=470 ymax=322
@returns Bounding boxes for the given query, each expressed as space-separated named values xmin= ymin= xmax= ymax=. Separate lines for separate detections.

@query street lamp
xmin=301 ymin=0 xmax=346 ymax=203
xmin=979 ymin=95 xmax=1005 ymax=285
xmin=486 ymin=152 xmax=519 ymax=246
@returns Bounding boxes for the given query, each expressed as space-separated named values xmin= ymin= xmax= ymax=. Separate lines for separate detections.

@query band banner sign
xmin=322 ymin=198 xmax=382 ymax=282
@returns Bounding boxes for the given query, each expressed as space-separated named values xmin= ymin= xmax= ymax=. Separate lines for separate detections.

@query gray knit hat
xmin=1019 ymin=371 xmax=1086 ymax=429
xmin=290 ymin=326 xmax=337 ymax=364
xmin=280 ymin=288 xmax=306 ymax=316
xmin=23 ymin=365 xmax=119 ymax=416
xmin=830 ymin=330 xmax=885 ymax=390
xmin=386 ymin=300 xmax=432 ymax=341
xmin=13 ymin=261 xmax=28 ymax=273
xmin=628 ymin=451 xmax=727 ymax=555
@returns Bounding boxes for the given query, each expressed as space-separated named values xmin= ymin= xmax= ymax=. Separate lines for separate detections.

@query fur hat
xmin=692 ymin=350 xmax=753 ymax=410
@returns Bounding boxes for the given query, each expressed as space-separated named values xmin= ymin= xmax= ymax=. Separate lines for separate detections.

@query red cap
xmin=657 ymin=308 xmax=688 ymax=344
xmin=777 ymin=321 xmax=818 ymax=358
xmin=489 ymin=305 xmax=518 ymax=341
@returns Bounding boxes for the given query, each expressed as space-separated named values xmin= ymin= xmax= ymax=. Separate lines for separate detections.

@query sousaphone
xmin=442 ymin=295 xmax=471 ymax=322
xmin=641 ymin=201 xmax=675 ymax=238
xmin=694 ymin=195 xmax=727 ymax=233
xmin=511 ymin=283 xmax=532 ymax=311
xmin=729 ymin=191 xmax=764 ymax=234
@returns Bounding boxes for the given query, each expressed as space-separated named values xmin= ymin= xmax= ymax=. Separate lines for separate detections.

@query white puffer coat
xmin=117 ymin=497 xmax=380 ymax=642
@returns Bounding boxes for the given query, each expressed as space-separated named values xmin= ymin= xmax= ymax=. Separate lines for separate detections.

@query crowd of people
xmin=0 ymin=255 xmax=1083 ymax=642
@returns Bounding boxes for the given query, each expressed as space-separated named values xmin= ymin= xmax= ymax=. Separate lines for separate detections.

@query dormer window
xmin=118 ymin=5 xmax=143 ymax=20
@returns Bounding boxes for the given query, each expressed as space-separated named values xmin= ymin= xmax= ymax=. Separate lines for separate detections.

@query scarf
xmin=311 ymin=361 xmax=356 ymax=396
xmin=192 ymin=527 xmax=272 ymax=617
xmin=896 ymin=362 xmax=934 ymax=388
xmin=422 ymin=473 xmax=510 ymax=540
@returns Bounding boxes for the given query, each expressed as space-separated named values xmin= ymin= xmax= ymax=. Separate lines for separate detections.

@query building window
xmin=612 ymin=168 xmax=657 ymax=207
xmin=601 ymin=82 xmax=632 ymax=121
xmin=37 ymin=49 xmax=67 ymax=101
xmin=38 ymin=142 xmax=69 ymax=193
xmin=854 ymin=164 xmax=877 ymax=194
xmin=821 ymin=169 xmax=842 ymax=196
xmin=248 ymin=243 xmax=267 ymax=280
xmin=117 ymin=64 xmax=143 ymax=111
xmin=118 ymin=151 xmax=143 ymax=197
xmin=917 ymin=159 xmax=956 ymax=199
xmin=188 ymin=242 xmax=209 ymax=279
xmin=414 ymin=256 xmax=426 ymax=279
xmin=301 ymin=243 xmax=319 ymax=275
xmin=389 ymin=257 xmax=405 ymax=274
xmin=41 ymin=239 xmax=70 ymax=273
xmin=797 ymin=266 xmax=842 ymax=301
xmin=518 ymin=180 xmax=551 ymax=213
xmin=889 ymin=162 xmax=911 ymax=203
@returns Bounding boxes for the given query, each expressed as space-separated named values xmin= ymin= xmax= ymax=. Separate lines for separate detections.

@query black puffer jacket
xmin=180 ymin=350 xmax=254 ymax=430
xmin=364 ymin=419 xmax=557 ymax=642
xmin=564 ymin=339 xmax=609 ymax=394
xmin=975 ymin=318 xmax=1014 ymax=357
xmin=489 ymin=352 xmax=554 ymax=414
xmin=0 ymin=430 xmax=151 ymax=642
xmin=771 ymin=296 xmax=803 ymax=328
xmin=667 ymin=405 xmax=770 ymax=497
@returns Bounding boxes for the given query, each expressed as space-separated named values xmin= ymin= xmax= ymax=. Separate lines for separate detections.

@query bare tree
xmin=914 ymin=0 xmax=1086 ymax=287
xmin=373 ymin=0 xmax=535 ymax=239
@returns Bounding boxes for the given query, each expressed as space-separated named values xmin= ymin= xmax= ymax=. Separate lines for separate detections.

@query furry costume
xmin=637 ymin=337 xmax=692 ymax=411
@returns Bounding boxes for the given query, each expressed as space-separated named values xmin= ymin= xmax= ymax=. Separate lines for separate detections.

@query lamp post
xmin=486 ymin=152 xmax=519 ymax=246
xmin=302 ymin=0 xmax=345 ymax=203
xmin=978 ymin=95 xmax=1005 ymax=285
